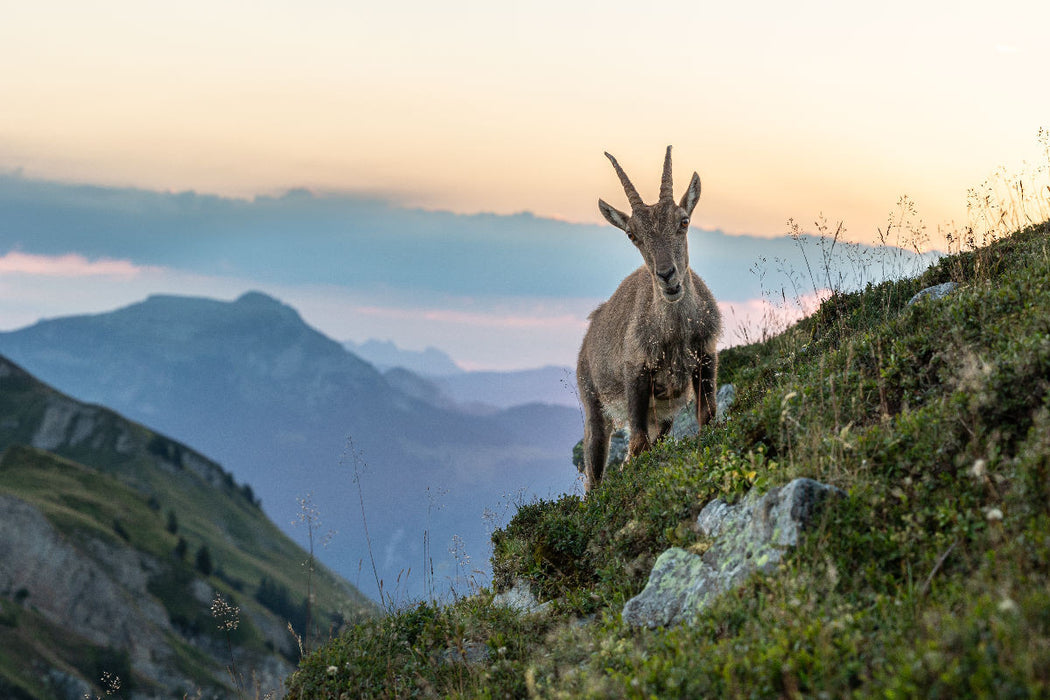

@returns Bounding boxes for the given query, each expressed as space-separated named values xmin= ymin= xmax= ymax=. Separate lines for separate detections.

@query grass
xmin=287 ymin=208 xmax=1050 ymax=696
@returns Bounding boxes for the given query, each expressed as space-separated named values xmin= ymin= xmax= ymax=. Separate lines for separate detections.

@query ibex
xmin=577 ymin=146 xmax=722 ymax=492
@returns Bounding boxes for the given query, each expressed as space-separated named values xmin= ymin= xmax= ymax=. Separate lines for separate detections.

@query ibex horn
xmin=659 ymin=145 xmax=673 ymax=202
xmin=604 ymin=152 xmax=645 ymax=211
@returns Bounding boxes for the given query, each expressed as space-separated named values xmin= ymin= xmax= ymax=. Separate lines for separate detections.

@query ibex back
xmin=577 ymin=146 xmax=722 ymax=492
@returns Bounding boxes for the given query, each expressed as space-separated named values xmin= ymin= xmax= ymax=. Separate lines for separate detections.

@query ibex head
xmin=598 ymin=146 xmax=702 ymax=304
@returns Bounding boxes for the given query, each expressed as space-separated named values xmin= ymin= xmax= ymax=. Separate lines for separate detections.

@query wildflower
xmin=211 ymin=593 xmax=240 ymax=632
xmin=100 ymin=671 xmax=121 ymax=695
xmin=985 ymin=507 xmax=1004 ymax=522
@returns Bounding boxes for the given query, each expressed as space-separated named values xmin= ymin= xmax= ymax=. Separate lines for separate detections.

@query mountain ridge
xmin=0 ymin=353 xmax=376 ymax=698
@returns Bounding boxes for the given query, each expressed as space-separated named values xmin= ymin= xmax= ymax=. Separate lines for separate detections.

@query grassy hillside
xmin=0 ymin=358 xmax=378 ymax=697
xmin=287 ymin=219 xmax=1050 ymax=697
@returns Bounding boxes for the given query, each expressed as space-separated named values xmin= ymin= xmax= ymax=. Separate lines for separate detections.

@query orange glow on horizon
xmin=2 ymin=1 xmax=1048 ymax=247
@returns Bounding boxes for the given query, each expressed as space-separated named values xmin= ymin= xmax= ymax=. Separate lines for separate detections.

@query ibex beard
xmin=576 ymin=146 xmax=722 ymax=493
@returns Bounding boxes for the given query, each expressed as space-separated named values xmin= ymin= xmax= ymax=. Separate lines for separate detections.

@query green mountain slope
xmin=0 ymin=356 xmax=377 ymax=699
xmin=288 ymin=221 xmax=1050 ymax=697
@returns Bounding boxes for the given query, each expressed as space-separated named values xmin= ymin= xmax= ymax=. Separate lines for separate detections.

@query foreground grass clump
xmin=288 ymin=220 xmax=1050 ymax=698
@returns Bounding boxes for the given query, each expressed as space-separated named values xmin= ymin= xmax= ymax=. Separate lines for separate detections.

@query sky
xmin=1 ymin=0 xmax=1048 ymax=369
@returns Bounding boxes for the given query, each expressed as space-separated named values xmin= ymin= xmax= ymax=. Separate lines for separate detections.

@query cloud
xmin=718 ymin=290 xmax=830 ymax=346
xmin=0 ymin=176 xmax=940 ymax=370
xmin=0 ymin=251 xmax=150 ymax=278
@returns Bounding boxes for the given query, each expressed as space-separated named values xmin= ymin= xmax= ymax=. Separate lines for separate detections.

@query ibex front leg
xmin=626 ymin=370 xmax=654 ymax=459
xmin=693 ymin=350 xmax=718 ymax=428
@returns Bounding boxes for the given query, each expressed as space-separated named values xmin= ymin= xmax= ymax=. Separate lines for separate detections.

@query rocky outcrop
xmin=492 ymin=578 xmax=549 ymax=615
xmin=0 ymin=494 xmax=185 ymax=693
xmin=0 ymin=491 xmax=294 ymax=697
xmin=908 ymin=281 xmax=958 ymax=306
xmin=622 ymin=478 xmax=843 ymax=628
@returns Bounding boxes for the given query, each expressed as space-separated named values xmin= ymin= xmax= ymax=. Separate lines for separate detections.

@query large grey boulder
xmin=622 ymin=477 xmax=843 ymax=628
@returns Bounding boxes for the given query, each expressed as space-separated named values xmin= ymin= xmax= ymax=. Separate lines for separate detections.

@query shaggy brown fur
xmin=577 ymin=146 xmax=722 ymax=492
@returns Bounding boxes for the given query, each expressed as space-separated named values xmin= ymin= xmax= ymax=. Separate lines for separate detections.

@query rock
xmin=668 ymin=383 xmax=737 ymax=441
xmin=908 ymin=281 xmax=958 ymax=306
xmin=622 ymin=478 xmax=844 ymax=628
xmin=607 ymin=429 xmax=630 ymax=465
xmin=716 ymin=383 xmax=736 ymax=421
xmin=670 ymin=409 xmax=699 ymax=440
xmin=492 ymin=578 xmax=550 ymax=615
xmin=438 ymin=640 xmax=490 ymax=665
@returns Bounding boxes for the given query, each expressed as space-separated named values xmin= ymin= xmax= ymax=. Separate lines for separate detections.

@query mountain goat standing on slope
xmin=577 ymin=146 xmax=722 ymax=492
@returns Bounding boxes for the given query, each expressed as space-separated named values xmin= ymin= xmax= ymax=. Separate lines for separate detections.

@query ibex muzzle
xmin=577 ymin=146 xmax=722 ymax=492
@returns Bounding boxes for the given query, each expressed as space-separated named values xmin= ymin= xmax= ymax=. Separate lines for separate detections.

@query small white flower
xmin=970 ymin=459 xmax=987 ymax=478
xmin=327 ymin=665 xmax=339 ymax=675
xmin=998 ymin=598 xmax=1017 ymax=613
xmin=985 ymin=507 xmax=1004 ymax=522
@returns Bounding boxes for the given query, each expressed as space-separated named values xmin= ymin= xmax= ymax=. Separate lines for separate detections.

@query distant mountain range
xmin=0 ymin=292 xmax=583 ymax=602
xmin=0 ymin=354 xmax=374 ymax=697
xmin=429 ymin=366 xmax=579 ymax=411
xmin=343 ymin=339 xmax=465 ymax=376
xmin=345 ymin=338 xmax=579 ymax=410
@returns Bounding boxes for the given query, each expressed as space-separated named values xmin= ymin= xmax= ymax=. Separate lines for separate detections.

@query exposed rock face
xmin=0 ymin=492 xmax=294 ymax=697
xmin=622 ymin=478 xmax=843 ymax=628
xmin=22 ymin=380 xmax=236 ymax=494
xmin=908 ymin=281 xmax=958 ymax=306
xmin=0 ymin=494 xmax=183 ymax=693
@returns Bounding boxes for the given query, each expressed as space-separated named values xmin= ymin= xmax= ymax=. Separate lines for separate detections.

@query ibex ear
xmin=598 ymin=198 xmax=630 ymax=232
xmin=680 ymin=172 xmax=702 ymax=216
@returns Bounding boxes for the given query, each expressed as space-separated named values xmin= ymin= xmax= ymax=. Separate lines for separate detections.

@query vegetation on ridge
xmin=288 ymin=216 xmax=1050 ymax=697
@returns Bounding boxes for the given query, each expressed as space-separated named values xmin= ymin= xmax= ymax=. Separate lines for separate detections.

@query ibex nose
xmin=656 ymin=266 xmax=677 ymax=282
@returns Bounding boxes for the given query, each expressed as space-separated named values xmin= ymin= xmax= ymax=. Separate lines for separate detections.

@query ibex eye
xmin=680 ymin=218 xmax=689 ymax=230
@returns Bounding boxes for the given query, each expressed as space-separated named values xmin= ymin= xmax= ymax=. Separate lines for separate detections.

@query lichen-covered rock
xmin=908 ymin=281 xmax=958 ymax=306
xmin=622 ymin=478 xmax=843 ymax=628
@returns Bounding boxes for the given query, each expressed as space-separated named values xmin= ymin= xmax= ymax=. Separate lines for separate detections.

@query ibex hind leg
xmin=579 ymin=376 xmax=611 ymax=490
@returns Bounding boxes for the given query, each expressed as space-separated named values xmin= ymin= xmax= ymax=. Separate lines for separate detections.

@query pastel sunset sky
xmin=1 ymin=0 xmax=1048 ymax=368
